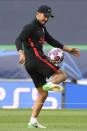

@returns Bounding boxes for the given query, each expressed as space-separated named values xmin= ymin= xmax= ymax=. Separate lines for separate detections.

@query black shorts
xmin=25 ymin=56 xmax=60 ymax=88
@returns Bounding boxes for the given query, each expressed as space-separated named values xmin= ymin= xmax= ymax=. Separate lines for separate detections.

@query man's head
xmin=36 ymin=5 xmax=54 ymax=25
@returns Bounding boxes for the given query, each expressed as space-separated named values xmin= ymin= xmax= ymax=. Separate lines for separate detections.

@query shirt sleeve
xmin=44 ymin=28 xmax=64 ymax=49
xmin=15 ymin=24 xmax=34 ymax=51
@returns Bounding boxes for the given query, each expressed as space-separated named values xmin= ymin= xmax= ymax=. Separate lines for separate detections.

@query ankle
xmin=30 ymin=117 xmax=37 ymax=124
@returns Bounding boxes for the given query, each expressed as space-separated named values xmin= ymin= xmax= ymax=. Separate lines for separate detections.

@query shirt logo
xmin=38 ymin=30 xmax=40 ymax=32
xmin=39 ymin=38 xmax=45 ymax=43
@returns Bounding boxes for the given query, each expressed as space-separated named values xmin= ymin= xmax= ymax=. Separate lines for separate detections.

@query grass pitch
xmin=0 ymin=109 xmax=87 ymax=131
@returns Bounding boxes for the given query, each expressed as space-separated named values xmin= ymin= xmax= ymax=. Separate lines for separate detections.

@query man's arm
xmin=15 ymin=24 xmax=34 ymax=65
xmin=45 ymin=29 xmax=80 ymax=56
xmin=45 ymin=29 xmax=64 ymax=49
xmin=15 ymin=24 xmax=34 ymax=51
xmin=63 ymin=45 xmax=80 ymax=56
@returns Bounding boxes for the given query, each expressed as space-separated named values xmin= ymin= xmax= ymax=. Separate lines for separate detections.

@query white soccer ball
xmin=48 ymin=48 xmax=64 ymax=64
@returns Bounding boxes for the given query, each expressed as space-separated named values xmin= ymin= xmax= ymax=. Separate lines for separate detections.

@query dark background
xmin=0 ymin=0 xmax=87 ymax=45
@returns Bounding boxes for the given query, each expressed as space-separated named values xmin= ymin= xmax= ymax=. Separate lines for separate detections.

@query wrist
xmin=63 ymin=45 xmax=71 ymax=52
xmin=19 ymin=50 xmax=24 ymax=56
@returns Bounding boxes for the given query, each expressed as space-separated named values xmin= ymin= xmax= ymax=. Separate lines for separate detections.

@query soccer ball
xmin=48 ymin=48 xmax=64 ymax=64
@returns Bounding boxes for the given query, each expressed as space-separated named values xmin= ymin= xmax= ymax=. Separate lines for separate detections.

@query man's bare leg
xmin=32 ymin=86 xmax=48 ymax=117
xmin=43 ymin=68 xmax=67 ymax=92
xmin=51 ymin=68 xmax=67 ymax=84
xmin=28 ymin=86 xmax=48 ymax=128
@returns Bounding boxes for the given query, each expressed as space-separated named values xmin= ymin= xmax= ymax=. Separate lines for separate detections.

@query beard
xmin=42 ymin=20 xmax=48 ymax=25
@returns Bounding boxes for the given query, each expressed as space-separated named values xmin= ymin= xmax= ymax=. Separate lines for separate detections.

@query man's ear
xmin=36 ymin=12 xmax=40 ymax=17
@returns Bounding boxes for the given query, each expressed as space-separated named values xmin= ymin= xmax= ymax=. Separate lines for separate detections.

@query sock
xmin=30 ymin=117 xmax=37 ymax=124
xmin=47 ymin=82 xmax=53 ymax=85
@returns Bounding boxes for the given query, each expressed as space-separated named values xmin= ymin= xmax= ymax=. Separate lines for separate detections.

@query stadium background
xmin=0 ymin=0 xmax=87 ymax=109
xmin=0 ymin=0 xmax=87 ymax=130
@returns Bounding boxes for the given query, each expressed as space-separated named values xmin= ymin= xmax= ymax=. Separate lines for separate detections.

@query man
xmin=15 ymin=5 xmax=80 ymax=128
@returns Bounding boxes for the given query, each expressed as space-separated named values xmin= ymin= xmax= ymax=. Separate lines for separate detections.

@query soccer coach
xmin=15 ymin=5 xmax=80 ymax=128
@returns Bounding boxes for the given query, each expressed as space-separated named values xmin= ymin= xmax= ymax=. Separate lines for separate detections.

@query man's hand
xmin=67 ymin=48 xmax=80 ymax=56
xmin=63 ymin=46 xmax=80 ymax=56
xmin=19 ymin=50 xmax=25 ymax=65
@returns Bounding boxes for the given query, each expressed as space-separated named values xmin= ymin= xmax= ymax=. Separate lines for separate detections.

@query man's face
xmin=36 ymin=12 xmax=49 ymax=25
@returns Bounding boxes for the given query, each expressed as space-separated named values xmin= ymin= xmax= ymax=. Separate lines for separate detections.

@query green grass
xmin=0 ymin=45 xmax=87 ymax=50
xmin=0 ymin=109 xmax=87 ymax=131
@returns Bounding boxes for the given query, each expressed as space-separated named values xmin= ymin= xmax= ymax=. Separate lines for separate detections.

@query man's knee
xmin=59 ymin=70 xmax=67 ymax=81
xmin=37 ymin=86 xmax=48 ymax=99
xmin=56 ymin=69 xmax=67 ymax=81
xmin=40 ymin=91 xmax=48 ymax=99
xmin=63 ymin=72 xmax=67 ymax=81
